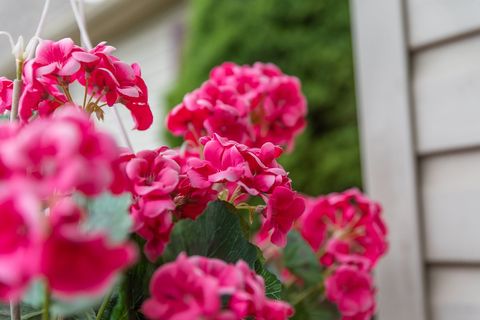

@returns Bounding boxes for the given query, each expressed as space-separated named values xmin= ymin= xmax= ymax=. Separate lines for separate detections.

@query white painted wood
xmin=421 ymin=150 xmax=480 ymax=262
xmin=429 ymin=266 xmax=480 ymax=320
xmin=407 ymin=0 xmax=480 ymax=49
xmin=413 ymin=35 xmax=480 ymax=155
xmin=350 ymin=1 xmax=427 ymax=319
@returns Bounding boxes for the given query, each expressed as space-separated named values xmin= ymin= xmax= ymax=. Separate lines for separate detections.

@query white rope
xmin=0 ymin=32 xmax=15 ymax=52
xmin=34 ymin=0 xmax=51 ymax=39
xmin=69 ymin=0 xmax=92 ymax=49
xmin=69 ymin=0 xmax=134 ymax=152
xmin=26 ymin=0 xmax=52 ymax=59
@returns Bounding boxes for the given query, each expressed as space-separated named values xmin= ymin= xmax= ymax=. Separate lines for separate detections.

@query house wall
xmin=352 ymin=0 xmax=480 ymax=319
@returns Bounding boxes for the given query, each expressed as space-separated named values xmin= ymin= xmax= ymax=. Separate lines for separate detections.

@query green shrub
xmin=167 ymin=0 xmax=361 ymax=195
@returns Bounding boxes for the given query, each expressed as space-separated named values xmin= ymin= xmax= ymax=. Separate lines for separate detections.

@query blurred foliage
xmin=167 ymin=0 xmax=361 ymax=195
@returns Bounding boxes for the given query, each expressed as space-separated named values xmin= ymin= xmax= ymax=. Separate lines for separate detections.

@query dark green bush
xmin=167 ymin=0 xmax=361 ymax=195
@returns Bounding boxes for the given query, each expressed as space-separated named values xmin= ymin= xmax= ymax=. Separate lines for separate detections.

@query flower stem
xmin=60 ymin=85 xmax=73 ymax=103
xmin=95 ymin=290 xmax=113 ymax=320
xmin=9 ymin=302 xmax=20 ymax=320
xmin=82 ymin=77 xmax=89 ymax=108
xmin=9 ymin=57 xmax=24 ymax=122
xmin=42 ymin=285 xmax=51 ymax=320
xmin=292 ymin=282 xmax=324 ymax=306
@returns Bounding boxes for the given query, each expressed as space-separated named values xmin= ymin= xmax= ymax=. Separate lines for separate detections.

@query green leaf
xmin=163 ymin=201 xmax=284 ymax=301
xmin=284 ymin=231 xmax=323 ymax=285
xmin=78 ymin=192 xmax=133 ymax=243
xmin=109 ymin=255 xmax=155 ymax=320
xmin=163 ymin=200 xmax=257 ymax=266
xmin=254 ymin=260 xmax=282 ymax=300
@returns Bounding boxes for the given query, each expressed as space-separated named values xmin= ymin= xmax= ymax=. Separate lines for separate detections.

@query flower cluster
xmin=1 ymin=38 xmax=153 ymax=130
xmin=167 ymin=62 xmax=306 ymax=150
xmin=142 ymin=254 xmax=293 ymax=320
xmin=118 ymin=146 xmax=217 ymax=261
xmin=325 ymin=262 xmax=375 ymax=320
xmin=300 ymin=189 xmax=387 ymax=269
xmin=120 ymin=133 xmax=305 ymax=262
xmin=192 ymin=134 xmax=305 ymax=246
xmin=0 ymin=35 xmax=387 ymax=320
xmin=0 ymin=108 xmax=136 ymax=302
xmin=299 ymin=189 xmax=388 ymax=320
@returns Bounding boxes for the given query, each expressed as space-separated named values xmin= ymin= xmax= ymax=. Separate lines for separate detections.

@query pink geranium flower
xmin=12 ymin=38 xmax=153 ymax=130
xmin=259 ymin=186 xmax=305 ymax=247
xmin=0 ymin=107 xmax=121 ymax=197
xmin=0 ymin=77 xmax=13 ymax=113
xmin=130 ymin=197 xmax=174 ymax=262
xmin=80 ymin=44 xmax=153 ymax=130
xmin=124 ymin=148 xmax=180 ymax=197
xmin=325 ymin=264 xmax=376 ymax=320
xmin=119 ymin=146 xmax=220 ymax=260
xmin=40 ymin=199 xmax=137 ymax=298
xmin=200 ymin=134 xmax=289 ymax=197
xmin=142 ymin=254 xmax=293 ymax=320
xmin=0 ymin=186 xmax=43 ymax=302
xmin=166 ymin=62 xmax=307 ymax=150
xmin=300 ymin=189 xmax=388 ymax=269
xmin=35 ymin=38 xmax=81 ymax=78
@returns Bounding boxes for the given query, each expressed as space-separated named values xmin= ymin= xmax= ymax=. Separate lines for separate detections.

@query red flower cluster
xmin=1 ymin=38 xmax=153 ymax=130
xmin=325 ymin=262 xmax=376 ymax=320
xmin=118 ymin=147 xmax=216 ymax=261
xmin=0 ymin=108 xmax=136 ymax=302
xmin=299 ymin=189 xmax=388 ymax=320
xmin=196 ymin=134 xmax=305 ymax=246
xmin=300 ymin=189 xmax=387 ymax=269
xmin=119 ymin=133 xmax=305 ymax=261
xmin=167 ymin=62 xmax=306 ymax=150
xmin=142 ymin=254 xmax=293 ymax=320
xmin=0 ymin=106 xmax=121 ymax=196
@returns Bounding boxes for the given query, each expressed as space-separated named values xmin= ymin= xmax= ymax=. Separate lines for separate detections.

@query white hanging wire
xmin=34 ymin=0 xmax=51 ymax=39
xmin=26 ymin=0 xmax=51 ymax=59
xmin=0 ymin=31 xmax=15 ymax=51
xmin=69 ymin=0 xmax=134 ymax=152
xmin=1 ymin=0 xmax=50 ymax=59
xmin=69 ymin=0 xmax=92 ymax=49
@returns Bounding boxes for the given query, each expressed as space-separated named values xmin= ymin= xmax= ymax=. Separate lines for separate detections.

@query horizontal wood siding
xmin=409 ymin=1 xmax=480 ymax=319
xmin=421 ymin=150 xmax=480 ymax=262
xmin=413 ymin=35 xmax=480 ymax=155
xmin=429 ymin=267 xmax=480 ymax=320
xmin=407 ymin=0 xmax=480 ymax=49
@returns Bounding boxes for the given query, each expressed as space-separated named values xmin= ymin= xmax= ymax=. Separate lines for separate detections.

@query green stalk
xmin=42 ymin=285 xmax=51 ymax=320
xmin=95 ymin=290 xmax=113 ymax=320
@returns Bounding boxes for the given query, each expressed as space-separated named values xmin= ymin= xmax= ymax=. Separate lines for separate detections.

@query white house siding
xmin=352 ymin=0 xmax=480 ymax=319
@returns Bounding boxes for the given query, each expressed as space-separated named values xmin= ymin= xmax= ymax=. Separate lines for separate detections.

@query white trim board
xmin=350 ymin=0 xmax=427 ymax=319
